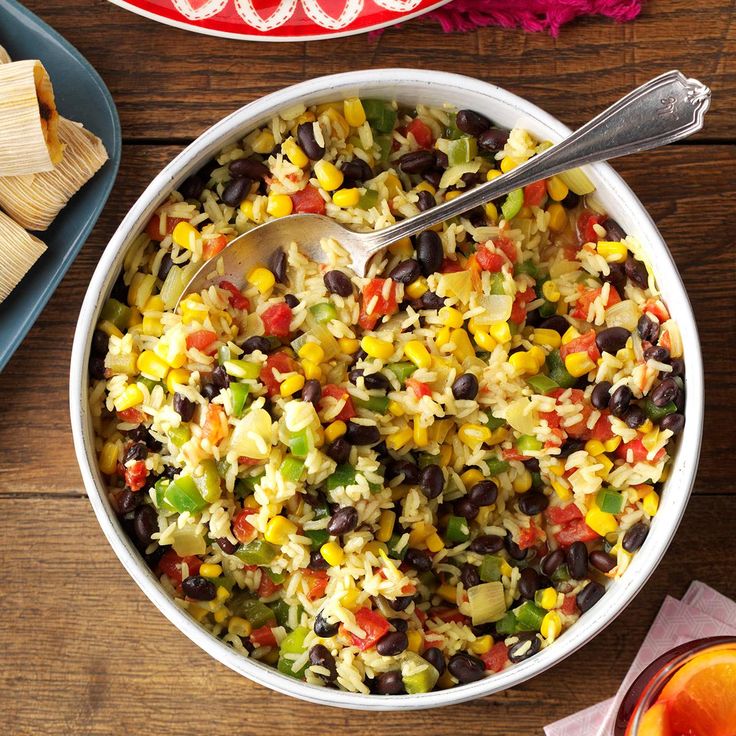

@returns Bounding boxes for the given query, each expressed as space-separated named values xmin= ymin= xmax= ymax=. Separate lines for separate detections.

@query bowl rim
xmin=69 ymin=68 xmax=704 ymax=711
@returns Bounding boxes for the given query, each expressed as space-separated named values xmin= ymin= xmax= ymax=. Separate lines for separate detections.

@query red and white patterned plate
xmin=107 ymin=0 xmax=451 ymax=41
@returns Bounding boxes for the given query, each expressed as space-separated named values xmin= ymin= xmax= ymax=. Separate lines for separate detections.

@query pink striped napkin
xmin=544 ymin=582 xmax=736 ymax=735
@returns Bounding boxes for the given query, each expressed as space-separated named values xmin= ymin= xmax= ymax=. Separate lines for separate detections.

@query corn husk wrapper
xmin=0 ymin=59 xmax=63 ymax=176
xmin=0 ymin=46 xmax=10 ymax=64
xmin=0 ymin=117 xmax=108 ymax=230
xmin=0 ymin=210 xmax=46 ymax=302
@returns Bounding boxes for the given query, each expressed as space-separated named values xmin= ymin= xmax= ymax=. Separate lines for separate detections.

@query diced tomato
xmin=524 ymin=180 xmax=547 ymax=207
xmin=430 ymin=608 xmax=469 ymax=625
xmin=555 ymin=518 xmax=600 ymax=547
xmin=260 ymin=352 xmax=301 ymax=397
xmin=202 ymin=404 xmax=227 ymax=446
xmin=117 ymin=408 xmax=145 ymax=424
xmin=320 ymin=383 xmax=356 ymax=421
xmin=570 ymin=285 xmax=621 ymax=321
xmin=219 ymin=280 xmax=250 ymax=311
xmin=232 ymin=508 xmax=258 ymax=543
xmin=590 ymin=413 xmax=615 ymax=441
xmin=502 ymin=447 xmax=527 ymax=462
xmin=257 ymin=573 xmax=281 ymax=598
xmin=124 ymin=460 xmax=147 ymax=492
xmin=510 ymin=286 xmax=536 ymax=325
xmin=290 ymin=183 xmax=326 ymax=215
xmin=202 ymin=234 xmax=228 ymax=260
xmin=475 ymin=246 xmax=505 ymax=273
xmin=145 ymin=215 xmax=186 ymax=242
xmin=186 ymin=329 xmax=218 ymax=352
xmin=559 ymin=330 xmax=601 ymax=363
xmin=359 ymin=278 xmax=398 ymax=330
xmin=261 ymin=302 xmax=293 ymax=339
xmin=250 ymin=625 xmax=278 ymax=648
xmin=440 ymin=258 xmax=463 ymax=274
xmin=545 ymin=503 xmax=583 ymax=526
xmin=414 ymin=608 xmax=427 ymax=626
xmin=303 ymin=569 xmax=329 ymax=601
xmin=518 ymin=523 xmax=543 ymax=550
xmin=157 ymin=549 xmax=201 ymax=587
xmin=238 ymin=456 xmax=262 ymax=467
xmin=642 ymin=298 xmax=670 ymax=323
xmin=495 ymin=237 xmax=518 ymax=263
xmin=481 ymin=642 xmax=509 ymax=673
xmin=577 ymin=211 xmax=605 ymax=244
xmin=617 ymin=438 xmax=666 ymax=464
xmin=406 ymin=378 xmax=431 ymax=399
xmin=407 ymin=118 xmax=434 ymax=149
xmin=342 ymin=608 xmax=390 ymax=651
xmin=561 ymin=594 xmax=578 ymax=616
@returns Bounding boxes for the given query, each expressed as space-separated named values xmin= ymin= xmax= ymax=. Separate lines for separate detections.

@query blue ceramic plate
xmin=0 ymin=0 xmax=120 ymax=372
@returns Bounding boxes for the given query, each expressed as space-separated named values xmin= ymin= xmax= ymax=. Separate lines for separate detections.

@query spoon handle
xmin=357 ymin=70 xmax=711 ymax=256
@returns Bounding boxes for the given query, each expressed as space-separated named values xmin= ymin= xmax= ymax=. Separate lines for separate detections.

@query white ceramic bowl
xmin=70 ymin=69 xmax=704 ymax=711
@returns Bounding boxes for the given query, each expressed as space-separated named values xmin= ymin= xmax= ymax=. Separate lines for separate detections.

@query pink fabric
xmin=425 ymin=0 xmax=642 ymax=36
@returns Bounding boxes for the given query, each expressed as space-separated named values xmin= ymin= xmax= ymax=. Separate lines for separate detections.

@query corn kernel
xmin=114 ymin=384 xmax=144 ymax=412
xmin=585 ymin=439 xmax=606 ymax=457
xmin=99 ymin=441 xmax=119 ymax=475
xmin=439 ymin=443 xmax=453 ymax=466
xmin=527 ymin=346 xmax=546 ymax=369
xmin=280 ymin=374 xmax=305 ymax=397
xmin=458 ymin=424 xmax=492 ymax=446
xmin=460 ymin=469 xmax=484 ymax=488
xmin=489 ymin=321 xmax=512 ymax=344
xmin=415 ymin=180 xmax=436 ymax=195
xmin=425 ymin=532 xmax=445 ymax=553
xmin=406 ymin=630 xmax=423 ymax=653
xmin=405 ymin=277 xmax=428 ymax=300
xmin=436 ymin=326 xmax=452 ymax=348
xmin=247 ymin=266 xmax=276 ymax=295
xmin=408 ymin=522 xmax=434 ymax=546
xmin=634 ymin=483 xmax=654 ymax=500
xmin=538 ymin=587 xmax=558 ymax=610
xmin=137 ymin=350 xmax=170 ymax=381
xmin=361 ymin=336 xmax=393 ymax=360
xmin=298 ymin=342 xmax=325 ymax=364
xmin=413 ymin=420 xmax=429 ymax=448
xmin=603 ymin=436 xmax=622 ymax=453
xmin=639 ymin=419 xmax=654 ymax=434
xmin=199 ymin=563 xmax=222 ymax=578
xmin=141 ymin=315 xmax=163 ymax=337
xmin=314 ymin=160 xmax=344 ymax=191
xmin=239 ymin=199 xmax=254 ymax=220
xmin=262 ymin=649 xmax=279 ymax=664
xmin=266 ymin=193 xmax=293 ymax=218
xmin=541 ymin=611 xmax=562 ymax=640
xmin=549 ymin=463 xmax=565 ymax=477
xmin=302 ymin=359 xmax=322 ymax=380
xmin=597 ymin=240 xmax=628 ymax=264
xmin=343 ymin=97 xmax=366 ymax=127
xmin=264 ymin=516 xmax=298 ymax=545
xmin=445 ymin=190 xmax=462 ymax=201
xmin=596 ymin=453 xmax=614 ymax=479
xmin=376 ymin=510 xmax=396 ymax=543
xmin=541 ymin=280 xmax=561 ymax=303
xmin=585 ymin=504 xmax=618 ymax=536
xmin=561 ymin=326 xmax=580 ymax=345
xmin=546 ymin=176 xmax=569 ymax=202
xmin=474 ymin=330 xmax=497 ymax=352
xmin=388 ymin=400 xmax=405 ymax=417
xmin=337 ymin=337 xmax=360 ymax=355
xmin=437 ymin=584 xmax=457 ymax=604
xmin=320 ymin=541 xmax=345 ymax=567
xmin=179 ymin=294 xmax=205 ymax=324
xmin=509 ymin=351 xmax=538 ymax=375
xmin=500 ymin=157 xmax=519 ymax=173
xmin=341 ymin=588 xmax=361 ymax=611
xmin=469 ymin=635 xmax=493 ymax=655
xmin=251 ymin=129 xmax=275 ymax=154
xmin=388 ymin=236 xmax=413 ymax=258
xmin=438 ymin=306 xmax=463 ymax=329
xmin=365 ymin=541 xmax=388 ymax=557
xmin=513 ymin=469 xmax=533 ymax=493
xmin=213 ymin=607 xmax=229 ymax=624
xmin=387 ymin=426 xmax=413 ymax=451
xmin=244 ymin=494 xmax=259 ymax=509
xmin=98 ymin=320 xmax=123 ymax=339
xmin=642 ymin=490 xmax=660 ymax=516
xmin=325 ymin=420 xmax=347 ymax=443
xmin=281 ymin=137 xmax=309 ymax=168
xmin=484 ymin=202 xmax=498 ymax=223
xmin=500 ymin=560 xmax=514 ymax=578
xmin=228 ymin=616 xmax=252 ymax=637
xmin=172 ymin=221 xmax=199 ymax=250
xmin=384 ymin=172 xmax=402 ymax=199
xmin=404 ymin=340 xmax=431 ymax=369
xmin=565 ymin=351 xmax=596 ymax=378
xmin=532 ymin=327 xmax=562 ymax=350
xmin=332 ymin=188 xmax=361 ymax=208
xmin=547 ymin=203 xmax=568 ymax=233
xmin=552 ymin=481 xmax=572 ymax=500
xmin=450 ymin=328 xmax=475 ymax=362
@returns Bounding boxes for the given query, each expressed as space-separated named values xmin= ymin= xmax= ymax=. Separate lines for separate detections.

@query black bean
xmin=309 ymin=644 xmax=337 ymax=681
xmin=297 ymin=122 xmax=325 ymax=160
xmin=541 ymin=549 xmax=566 ymax=577
xmin=405 ymin=547 xmax=433 ymax=572
xmin=602 ymin=262 xmax=627 ymax=295
xmin=117 ymin=489 xmax=141 ymax=515
xmin=211 ymin=365 xmax=230 ymax=390
xmin=670 ymin=358 xmax=685 ymax=377
xmin=327 ymin=506 xmax=359 ymax=537
xmin=467 ymin=206 xmax=487 ymax=227
xmin=417 ymin=190 xmax=436 ymax=211
xmin=589 ymin=550 xmax=617 ymax=573
xmin=182 ymin=575 xmax=217 ymax=601
xmin=390 ymin=618 xmax=409 ymax=632
xmin=374 ymin=671 xmax=405 ymax=695
xmin=390 ymin=596 xmax=414 ymax=612
xmin=505 ymin=533 xmax=528 ymax=561
xmin=518 ymin=491 xmax=549 ymax=516
xmin=324 ymin=269 xmax=353 ymax=297
xmin=241 ymin=335 xmax=273 ymax=354
xmin=423 ymin=647 xmax=446 ymax=676
xmin=624 ymin=405 xmax=647 ymax=428
xmin=217 ymin=536 xmax=238 ymax=555
xmin=577 ymin=581 xmax=606 ymax=613
xmin=559 ymin=439 xmax=586 ymax=458
xmin=660 ymin=412 xmax=685 ymax=434
xmin=389 ymin=259 xmax=421 ymax=284
xmin=283 ymin=293 xmax=299 ymax=309
xmin=601 ymin=217 xmax=626 ymax=241
xmin=596 ymin=327 xmax=630 ymax=355
xmin=609 ymin=385 xmax=633 ymax=417
xmin=314 ymin=610 xmax=340 ymax=638
xmin=637 ymin=314 xmax=660 ymax=343
xmin=324 ymin=438 xmax=349 ymax=467
xmin=418 ymin=291 xmax=445 ymax=310
xmin=456 ymin=109 xmax=491 ymax=136
xmin=89 ymin=355 xmax=106 ymax=380
xmin=415 ymin=230 xmax=443 ymax=276
xmin=387 ymin=459 xmax=420 ymax=485
xmin=399 ymin=150 xmax=436 ymax=175
xmin=524 ymin=457 xmax=541 ymax=473
xmin=91 ymin=328 xmax=109 ymax=356
xmin=478 ymin=127 xmax=509 ymax=152
xmin=156 ymin=253 xmax=175 ymax=283
xmin=124 ymin=441 xmax=148 ymax=463
xmin=376 ymin=631 xmax=408 ymax=656
xmin=591 ymin=381 xmax=613 ymax=410
xmin=566 ymin=541 xmax=589 ymax=579
xmin=302 ymin=379 xmax=321 ymax=405
xmin=452 ymin=373 xmax=479 ymax=401
xmin=173 ymin=393 xmax=196 ymax=421
xmin=230 ymin=156 xmax=270 ymax=180
xmin=264 ymin=248 xmax=287 ymax=285
xmin=345 ymin=421 xmax=380 ymax=446
xmin=460 ymin=563 xmax=481 ymax=589
xmin=455 ymin=497 xmax=479 ymax=520
xmin=435 ymin=150 xmax=449 ymax=169
xmin=340 ymin=159 xmax=372 ymax=183
xmin=201 ymin=383 xmax=218 ymax=400
xmin=518 ymin=567 xmax=541 ymax=600
xmin=651 ymin=378 xmax=678 ymax=407
xmin=625 ymin=257 xmax=649 ymax=289
xmin=221 ymin=177 xmax=252 ymax=207
xmin=419 ymin=464 xmax=444 ymax=500
xmin=644 ymin=345 xmax=670 ymax=363
xmin=448 ymin=652 xmax=485 ymax=683
xmin=424 ymin=169 xmax=443 ymax=188
xmin=364 ymin=372 xmax=390 ymax=391
xmin=508 ymin=632 xmax=541 ymax=662
xmin=623 ymin=522 xmax=650 ymax=553
xmin=469 ymin=481 xmax=498 ymax=507
xmin=309 ymin=550 xmax=330 ymax=570
xmin=132 ymin=505 xmax=158 ymax=546
xmin=469 ymin=534 xmax=505 ymax=555
xmin=539 ymin=315 xmax=569 ymax=335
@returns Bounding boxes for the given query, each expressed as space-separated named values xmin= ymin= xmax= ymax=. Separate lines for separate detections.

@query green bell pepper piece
xmin=489 ymin=273 xmax=506 ymax=295
xmin=154 ymin=478 xmax=176 ymax=512
xmin=445 ymin=113 xmax=465 ymax=140
xmin=501 ymin=188 xmax=524 ymax=221
xmin=479 ymin=555 xmax=503 ymax=582
xmin=596 ymin=488 xmax=625 ymax=514
xmin=277 ymin=626 xmax=310 ymax=679
xmin=309 ymin=302 xmax=338 ymax=324
xmin=362 ymin=100 xmax=397 ymax=133
xmin=169 ymin=424 xmax=191 ymax=448
xmin=280 ymin=455 xmax=305 ymax=482
xmin=644 ymin=398 xmax=677 ymax=422
xmin=486 ymin=458 xmax=511 ymax=476
xmin=326 ymin=464 xmax=357 ymax=492
xmin=445 ymin=515 xmax=470 ymax=543
xmin=100 ymin=298 xmax=131 ymax=331
xmin=376 ymin=134 xmax=392 ymax=166
xmin=538 ymin=300 xmax=557 ymax=317
xmin=514 ymin=601 xmax=546 ymax=631
xmin=358 ymin=188 xmax=379 ymax=210
xmin=194 ymin=458 xmax=222 ymax=503
xmin=234 ymin=472 xmax=264 ymax=499
xmin=495 ymin=611 xmax=518 ymax=636
xmin=551 ymin=563 xmax=570 ymax=583
xmin=271 ymin=599 xmax=304 ymax=629
xmin=137 ymin=376 xmax=160 ymax=393
xmin=235 ymin=540 xmax=278 ymax=566
xmin=164 ymin=475 xmax=207 ymax=513
xmin=402 ymin=657 xmax=439 ymax=694
xmin=546 ymin=350 xmax=577 ymax=388
xmin=447 ymin=136 xmax=477 ymax=166
xmin=485 ymin=412 xmax=506 ymax=430
xmin=514 ymin=259 xmax=539 ymax=278
xmin=304 ymin=529 xmax=330 ymax=550
xmin=288 ymin=428 xmax=311 ymax=459
xmin=232 ymin=595 xmax=277 ymax=628
xmin=310 ymin=495 xmax=330 ymax=520
xmin=527 ymin=374 xmax=559 ymax=394
xmin=354 ymin=395 xmax=390 ymax=414
xmin=230 ymin=382 xmax=250 ymax=418
xmin=517 ymin=434 xmax=543 ymax=453
xmin=387 ymin=361 xmax=417 ymax=384
xmin=387 ymin=533 xmax=407 ymax=561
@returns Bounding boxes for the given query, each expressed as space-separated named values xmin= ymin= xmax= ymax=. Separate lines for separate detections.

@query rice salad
xmin=89 ymin=97 xmax=686 ymax=694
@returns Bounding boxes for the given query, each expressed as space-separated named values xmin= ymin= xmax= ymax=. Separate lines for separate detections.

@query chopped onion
xmin=439 ymin=160 xmax=481 ymax=190
xmin=504 ymin=397 xmax=537 ymax=435
xmin=605 ymin=299 xmax=640 ymax=332
xmin=559 ymin=166 xmax=595 ymax=196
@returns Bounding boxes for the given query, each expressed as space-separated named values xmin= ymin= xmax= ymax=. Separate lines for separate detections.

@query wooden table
xmin=2 ymin=1 xmax=734 ymax=732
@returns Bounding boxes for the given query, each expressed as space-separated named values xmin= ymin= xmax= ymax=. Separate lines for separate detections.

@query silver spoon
xmin=178 ymin=70 xmax=710 ymax=304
